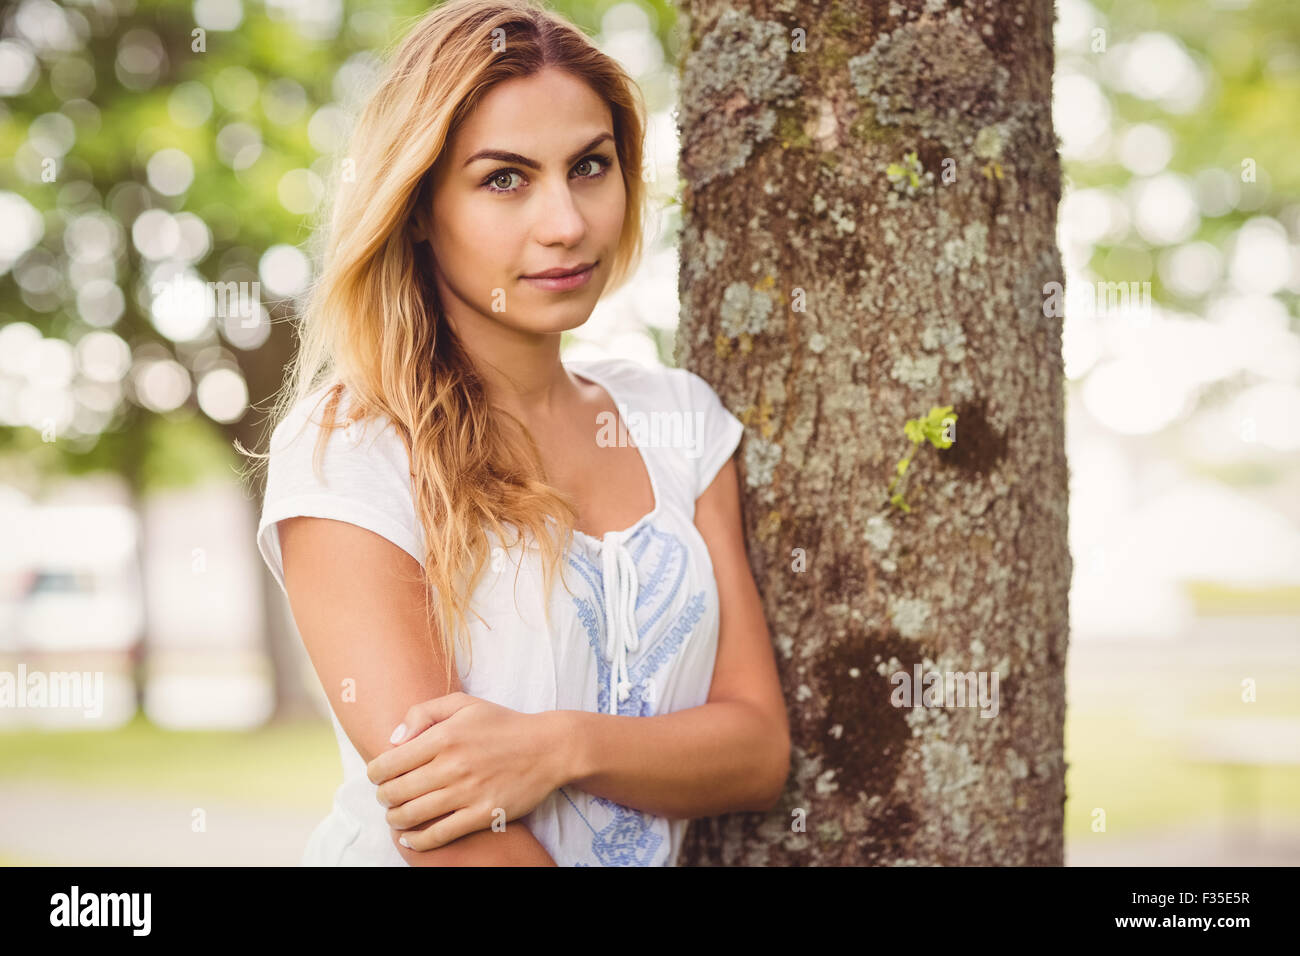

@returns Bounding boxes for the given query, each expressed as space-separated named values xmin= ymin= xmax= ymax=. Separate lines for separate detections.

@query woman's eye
xmin=482 ymin=154 xmax=612 ymax=195
xmin=574 ymin=155 xmax=609 ymax=178
xmin=486 ymin=170 xmax=523 ymax=193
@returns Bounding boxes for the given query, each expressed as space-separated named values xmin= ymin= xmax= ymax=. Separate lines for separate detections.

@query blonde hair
xmin=243 ymin=0 xmax=648 ymax=688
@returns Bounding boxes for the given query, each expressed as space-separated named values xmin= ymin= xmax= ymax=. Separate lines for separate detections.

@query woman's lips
xmin=521 ymin=263 xmax=595 ymax=292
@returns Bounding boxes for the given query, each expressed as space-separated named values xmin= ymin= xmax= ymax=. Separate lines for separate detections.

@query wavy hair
xmin=243 ymin=0 xmax=648 ymax=688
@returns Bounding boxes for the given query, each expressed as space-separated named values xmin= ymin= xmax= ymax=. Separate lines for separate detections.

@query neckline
xmin=562 ymin=358 xmax=661 ymax=546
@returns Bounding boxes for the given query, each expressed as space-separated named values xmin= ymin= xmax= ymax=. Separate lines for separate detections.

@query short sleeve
xmin=256 ymin=389 xmax=423 ymax=596
xmin=681 ymin=369 xmax=745 ymax=500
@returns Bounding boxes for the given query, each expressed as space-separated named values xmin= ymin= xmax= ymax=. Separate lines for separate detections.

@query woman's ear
xmin=410 ymin=171 xmax=434 ymax=244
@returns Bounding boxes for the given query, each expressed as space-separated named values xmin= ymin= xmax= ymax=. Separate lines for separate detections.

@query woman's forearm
xmin=544 ymin=701 xmax=789 ymax=820
xmin=392 ymin=821 xmax=557 ymax=866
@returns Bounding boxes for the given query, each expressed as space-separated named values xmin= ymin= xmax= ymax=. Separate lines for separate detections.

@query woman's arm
xmin=278 ymin=514 xmax=557 ymax=865
xmin=387 ymin=822 xmax=556 ymax=865
xmin=544 ymin=700 xmax=786 ymax=819
xmin=544 ymin=456 xmax=791 ymax=819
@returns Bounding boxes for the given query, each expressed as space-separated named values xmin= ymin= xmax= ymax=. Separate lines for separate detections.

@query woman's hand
xmin=365 ymin=692 xmax=568 ymax=851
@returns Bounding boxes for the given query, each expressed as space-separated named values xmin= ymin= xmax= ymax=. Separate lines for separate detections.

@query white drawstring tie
xmin=599 ymin=529 xmax=640 ymax=715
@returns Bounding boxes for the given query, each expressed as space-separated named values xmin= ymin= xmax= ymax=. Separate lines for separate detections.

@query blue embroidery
xmin=560 ymin=522 xmax=709 ymax=866
xmin=566 ymin=524 xmax=705 ymax=717
xmin=559 ymin=786 xmax=664 ymax=867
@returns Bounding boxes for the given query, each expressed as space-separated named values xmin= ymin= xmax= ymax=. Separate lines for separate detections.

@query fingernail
xmin=390 ymin=723 xmax=407 ymax=744
xmin=399 ymin=837 xmax=412 ymax=848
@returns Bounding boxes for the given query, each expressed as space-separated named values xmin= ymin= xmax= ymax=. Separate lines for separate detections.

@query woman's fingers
xmin=390 ymin=691 xmax=472 ymax=745
xmin=385 ymin=784 xmax=466 ymax=831
xmin=398 ymin=805 xmax=491 ymax=851
xmin=367 ymin=726 xmax=441 ymax=784
xmin=368 ymin=692 xmax=474 ymax=784
xmin=376 ymin=747 xmax=473 ymax=809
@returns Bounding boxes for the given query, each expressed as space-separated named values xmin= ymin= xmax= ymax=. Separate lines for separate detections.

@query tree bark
xmin=675 ymin=0 xmax=1070 ymax=865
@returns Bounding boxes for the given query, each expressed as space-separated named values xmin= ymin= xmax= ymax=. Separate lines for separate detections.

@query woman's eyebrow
xmin=462 ymin=132 xmax=614 ymax=170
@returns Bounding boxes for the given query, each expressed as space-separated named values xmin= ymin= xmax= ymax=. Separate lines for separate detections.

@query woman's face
xmin=419 ymin=67 xmax=627 ymax=339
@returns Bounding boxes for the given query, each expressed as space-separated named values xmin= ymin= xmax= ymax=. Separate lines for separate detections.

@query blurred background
xmin=0 ymin=0 xmax=1296 ymax=865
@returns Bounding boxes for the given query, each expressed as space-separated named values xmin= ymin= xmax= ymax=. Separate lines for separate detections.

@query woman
xmin=250 ymin=0 xmax=788 ymax=866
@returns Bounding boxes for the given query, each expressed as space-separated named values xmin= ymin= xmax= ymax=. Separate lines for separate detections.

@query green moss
xmin=821 ymin=36 xmax=854 ymax=72
xmin=850 ymin=107 xmax=895 ymax=145
xmin=827 ymin=3 xmax=857 ymax=38
xmin=777 ymin=108 xmax=812 ymax=150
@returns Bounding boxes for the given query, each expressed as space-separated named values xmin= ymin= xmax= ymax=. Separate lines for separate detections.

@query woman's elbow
xmin=390 ymin=824 xmax=558 ymax=866
xmin=767 ymin=736 xmax=792 ymax=809
xmin=750 ymin=734 xmax=790 ymax=813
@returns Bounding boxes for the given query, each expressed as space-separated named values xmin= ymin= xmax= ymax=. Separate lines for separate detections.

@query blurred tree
xmin=0 ymin=0 xmax=680 ymax=720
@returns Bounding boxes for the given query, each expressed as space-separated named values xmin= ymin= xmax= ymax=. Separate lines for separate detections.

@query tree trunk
xmin=675 ymin=0 xmax=1070 ymax=865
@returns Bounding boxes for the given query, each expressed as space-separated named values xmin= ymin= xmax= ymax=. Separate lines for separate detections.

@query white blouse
xmin=257 ymin=355 xmax=745 ymax=866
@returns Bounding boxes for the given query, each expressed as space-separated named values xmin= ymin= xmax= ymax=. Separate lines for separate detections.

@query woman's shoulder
xmin=257 ymin=382 xmax=422 ymax=592
xmin=269 ymin=382 xmax=342 ymax=447
xmin=268 ymin=381 xmax=411 ymax=479
xmin=564 ymin=354 xmax=697 ymax=409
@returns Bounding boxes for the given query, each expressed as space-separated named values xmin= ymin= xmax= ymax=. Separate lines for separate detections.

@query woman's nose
xmin=532 ymin=180 xmax=587 ymax=245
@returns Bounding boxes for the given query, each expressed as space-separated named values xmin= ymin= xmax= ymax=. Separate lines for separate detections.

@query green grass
xmin=1064 ymin=686 xmax=1300 ymax=839
xmin=3 ymin=691 xmax=1299 ymax=847
xmin=0 ymin=711 xmax=340 ymax=811
xmin=1184 ymin=580 xmax=1300 ymax=615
